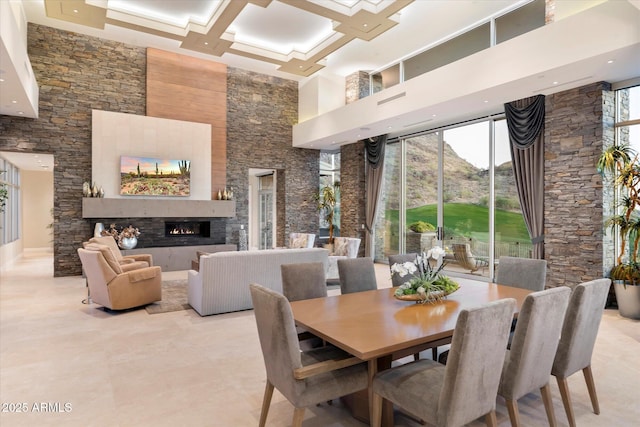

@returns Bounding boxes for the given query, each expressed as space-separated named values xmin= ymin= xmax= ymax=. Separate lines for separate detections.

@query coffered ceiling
xmin=27 ymin=0 xmax=531 ymax=80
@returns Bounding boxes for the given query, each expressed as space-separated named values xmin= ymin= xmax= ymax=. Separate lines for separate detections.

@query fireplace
xmin=165 ymin=221 xmax=211 ymax=238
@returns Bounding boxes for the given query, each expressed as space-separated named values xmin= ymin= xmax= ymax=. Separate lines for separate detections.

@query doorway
xmin=248 ymin=168 xmax=276 ymax=250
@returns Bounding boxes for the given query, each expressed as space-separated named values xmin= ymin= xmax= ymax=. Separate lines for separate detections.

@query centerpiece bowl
xmin=390 ymin=247 xmax=460 ymax=304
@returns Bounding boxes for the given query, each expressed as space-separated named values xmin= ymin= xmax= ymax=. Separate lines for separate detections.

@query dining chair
xmin=371 ymin=298 xmax=517 ymax=427
xmin=337 ymin=257 xmax=377 ymax=294
xmin=388 ymin=253 xmax=419 ymax=287
xmin=249 ymin=283 xmax=368 ymax=427
xmin=281 ymin=262 xmax=327 ymax=302
xmin=281 ymin=262 xmax=328 ymax=347
xmin=498 ymin=286 xmax=571 ymax=427
xmin=496 ymin=256 xmax=547 ymax=291
xmin=552 ymin=278 xmax=611 ymax=427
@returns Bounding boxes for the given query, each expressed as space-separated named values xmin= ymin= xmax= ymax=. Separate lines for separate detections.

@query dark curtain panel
xmin=364 ymin=135 xmax=387 ymax=257
xmin=504 ymin=95 xmax=545 ymax=259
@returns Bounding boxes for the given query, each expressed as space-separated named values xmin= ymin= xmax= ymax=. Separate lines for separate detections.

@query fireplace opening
xmin=165 ymin=221 xmax=211 ymax=238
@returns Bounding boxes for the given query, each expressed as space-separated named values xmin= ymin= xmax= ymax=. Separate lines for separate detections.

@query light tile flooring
xmin=1 ymin=251 xmax=638 ymax=427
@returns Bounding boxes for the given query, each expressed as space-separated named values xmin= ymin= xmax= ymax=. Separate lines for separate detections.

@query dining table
xmin=290 ymin=281 xmax=533 ymax=427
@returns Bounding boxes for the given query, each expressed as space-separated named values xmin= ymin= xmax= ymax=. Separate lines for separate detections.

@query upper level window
xmin=370 ymin=0 xmax=546 ymax=95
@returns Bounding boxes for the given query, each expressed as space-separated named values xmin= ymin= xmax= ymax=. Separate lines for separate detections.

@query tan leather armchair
xmin=78 ymin=244 xmax=162 ymax=310
xmin=87 ymin=236 xmax=152 ymax=271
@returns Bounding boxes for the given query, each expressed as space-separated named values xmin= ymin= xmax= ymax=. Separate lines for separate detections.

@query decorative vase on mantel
xmin=119 ymin=236 xmax=138 ymax=250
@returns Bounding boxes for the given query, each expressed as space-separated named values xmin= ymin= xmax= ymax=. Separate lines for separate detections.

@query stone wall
xmin=0 ymin=24 xmax=147 ymax=276
xmin=0 ymin=25 xmax=317 ymax=275
xmin=544 ymin=82 xmax=614 ymax=287
xmin=226 ymin=68 xmax=318 ymax=249
xmin=340 ymin=141 xmax=366 ymax=256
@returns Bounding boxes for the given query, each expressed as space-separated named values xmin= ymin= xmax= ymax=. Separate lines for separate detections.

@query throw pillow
xmin=333 ymin=238 xmax=349 ymax=256
xmin=290 ymin=235 xmax=308 ymax=249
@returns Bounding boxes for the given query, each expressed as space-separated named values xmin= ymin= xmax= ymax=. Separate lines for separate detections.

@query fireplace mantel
xmin=82 ymin=198 xmax=235 ymax=218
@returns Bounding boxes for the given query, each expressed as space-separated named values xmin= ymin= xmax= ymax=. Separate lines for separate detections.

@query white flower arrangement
xmin=391 ymin=246 xmax=459 ymax=303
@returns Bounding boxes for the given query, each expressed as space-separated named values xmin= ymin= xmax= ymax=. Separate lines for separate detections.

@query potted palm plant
xmin=598 ymin=143 xmax=640 ymax=319
xmin=315 ymin=182 xmax=340 ymax=249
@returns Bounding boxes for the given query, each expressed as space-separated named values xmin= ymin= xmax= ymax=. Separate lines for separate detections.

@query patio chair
xmin=452 ymin=243 xmax=488 ymax=274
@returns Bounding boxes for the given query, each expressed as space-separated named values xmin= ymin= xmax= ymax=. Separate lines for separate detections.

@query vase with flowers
xmin=101 ymin=224 xmax=141 ymax=249
xmin=390 ymin=246 xmax=459 ymax=304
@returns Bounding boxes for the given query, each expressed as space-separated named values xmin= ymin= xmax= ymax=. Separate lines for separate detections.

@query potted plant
xmin=598 ymin=143 xmax=640 ymax=319
xmin=315 ymin=182 xmax=340 ymax=249
xmin=406 ymin=221 xmax=436 ymax=253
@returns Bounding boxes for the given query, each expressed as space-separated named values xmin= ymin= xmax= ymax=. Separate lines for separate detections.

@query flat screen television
xmin=120 ymin=156 xmax=190 ymax=196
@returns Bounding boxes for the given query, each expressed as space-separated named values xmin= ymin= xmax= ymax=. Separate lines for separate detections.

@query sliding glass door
xmin=441 ymin=122 xmax=491 ymax=278
xmin=374 ymin=116 xmax=529 ymax=281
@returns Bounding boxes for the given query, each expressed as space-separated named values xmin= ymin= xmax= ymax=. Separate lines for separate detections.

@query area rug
xmin=145 ymin=279 xmax=191 ymax=314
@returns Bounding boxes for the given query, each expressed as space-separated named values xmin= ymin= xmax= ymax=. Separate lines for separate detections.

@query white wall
xmin=21 ymin=170 xmax=53 ymax=249
xmin=91 ymin=110 xmax=212 ymax=200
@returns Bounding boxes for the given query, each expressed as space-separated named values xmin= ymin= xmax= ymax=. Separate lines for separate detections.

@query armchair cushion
xmin=84 ymin=243 xmax=122 ymax=274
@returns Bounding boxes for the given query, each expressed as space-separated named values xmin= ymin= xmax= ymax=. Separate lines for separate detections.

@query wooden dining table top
xmin=290 ymin=282 xmax=532 ymax=361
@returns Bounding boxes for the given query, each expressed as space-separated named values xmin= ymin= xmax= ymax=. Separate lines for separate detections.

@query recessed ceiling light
xmin=432 ymin=114 xmax=437 ymax=117
xmin=0 ymin=78 xmax=4 ymax=82
xmin=553 ymin=81 xmax=559 ymax=85
xmin=18 ymin=111 xmax=23 ymax=115
xmin=204 ymin=42 xmax=208 ymax=45
xmin=483 ymin=100 xmax=489 ymax=103
xmin=299 ymin=65 xmax=303 ymax=69
xmin=73 ymin=9 xmax=78 ymax=13
xmin=387 ymin=126 xmax=392 ymax=129
xmin=11 ymin=100 xmax=17 ymax=103
xmin=607 ymin=59 xmax=614 ymax=64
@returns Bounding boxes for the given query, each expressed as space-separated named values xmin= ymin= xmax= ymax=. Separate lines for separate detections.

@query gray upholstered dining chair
xmin=552 ymin=278 xmax=610 ymax=427
xmin=281 ymin=262 xmax=328 ymax=347
xmin=388 ymin=253 xmax=419 ymax=287
xmin=337 ymin=257 xmax=377 ymax=294
xmin=281 ymin=262 xmax=328 ymax=302
xmin=498 ymin=286 xmax=571 ymax=427
xmin=496 ymin=256 xmax=547 ymax=291
xmin=249 ymin=283 xmax=368 ymax=427
xmin=371 ymin=298 xmax=517 ymax=427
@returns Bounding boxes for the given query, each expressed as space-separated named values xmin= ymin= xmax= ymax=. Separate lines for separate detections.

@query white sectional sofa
xmin=188 ymin=248 xmax=329 ymax=316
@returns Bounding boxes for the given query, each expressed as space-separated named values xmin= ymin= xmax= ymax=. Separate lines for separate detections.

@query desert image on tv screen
xmin=120 ymin=156 xmax=190 ymax=196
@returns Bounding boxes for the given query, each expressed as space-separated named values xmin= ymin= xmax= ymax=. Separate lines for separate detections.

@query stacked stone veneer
xmin=341 ymin=71 xmax=370 ymax=256
xmin=226 ymin=68 xmax=318 ymax=249
xmin=0 ymin=24 xmax=317 ymax=276
xmin=340 ymin=141 xmax=366 ymax=256
xmin=544 ymin=82 xmax=615 ymax=287
xmin=0 ymin=24 xmax=146 ymax=276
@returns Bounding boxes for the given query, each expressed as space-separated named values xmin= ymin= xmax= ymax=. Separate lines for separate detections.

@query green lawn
xmin=385 ymin=203 xmax=530 ymax=243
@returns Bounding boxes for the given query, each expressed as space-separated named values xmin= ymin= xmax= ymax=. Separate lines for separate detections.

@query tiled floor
xmin=1 ymin=250 xmax=638 ymax=426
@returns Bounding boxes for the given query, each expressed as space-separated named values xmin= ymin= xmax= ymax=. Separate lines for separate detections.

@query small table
xmin=290 ymin=282 xmax=531 ymax=426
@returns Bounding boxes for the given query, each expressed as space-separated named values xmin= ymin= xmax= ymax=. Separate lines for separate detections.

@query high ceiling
xmin=25 ymin=0 xmax=533 ymax=80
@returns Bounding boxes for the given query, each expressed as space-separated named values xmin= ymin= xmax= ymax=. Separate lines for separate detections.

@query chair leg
xmin=582 ymin=365 xmax=600 ymax=415
xmin=506 ymin=399 xmax=520 ymax=427
xmin=540 ymin=383 xmax=558 ymax=427
xmin=292 ymin=407 xmax=305 ymax=427
xmin=259 ymin=381 xmax=274 ymax=427
xmin=371 ymin=392 xmax=383 ymax=427
xmin=556 ymin=376 xmax=576 ymax=427
xmin=431 ymin=347 xmax=437 ymax=360
xmin=485 ymin=410 xmax=498 ymax=427
xmin=413 ymin=352 xmax=420 ymax=361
